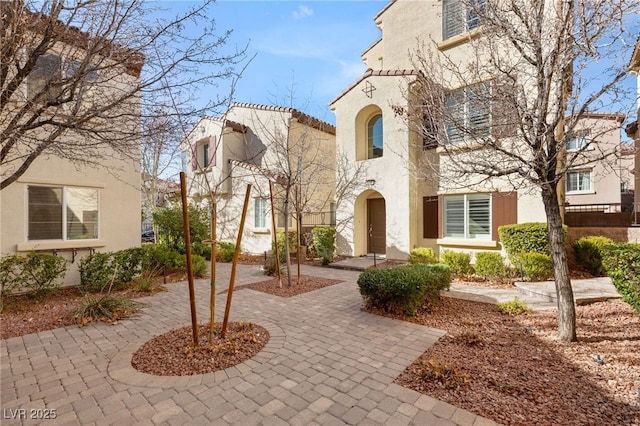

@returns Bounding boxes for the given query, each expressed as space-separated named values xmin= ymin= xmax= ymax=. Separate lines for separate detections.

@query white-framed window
xmin=443 ymin=193 xmax=491 ymax=239
xmin=442 ymin=0 xmax=485 ymax=40
xmin=566 ymin=129 xmax=590 ymax=151
xmin=254 ymin=198 xmax=268 ymax=228
xmin=202 ymin=143 xmax=210 ymax=168
xmin=566 ymin=170 xmax=592 ymax=193
xmin=444 ymin=82 xmax=491 ymax=144
xmin=28 ymin=185 xmax=99 ymax=240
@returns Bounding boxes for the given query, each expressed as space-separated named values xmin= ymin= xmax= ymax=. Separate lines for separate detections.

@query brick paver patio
xmin=1 ymin=264 xmax=499 ymax=425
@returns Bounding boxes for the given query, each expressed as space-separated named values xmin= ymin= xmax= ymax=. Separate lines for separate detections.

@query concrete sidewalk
xmin=1 ymin=264 xmax=498 ymax=426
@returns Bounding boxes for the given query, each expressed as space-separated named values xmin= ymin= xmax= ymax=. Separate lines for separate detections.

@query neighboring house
xmin=564 ymin=113 xmax=631 ymax=209
xmin=330 ymin=0 xmax=549 ymax=261
xmin=141 ymin=175 xmax=180 ymax=232
xmin=625 ymin=37 xmax=640 ymax=221
xmin=330 ymin=0 xmax=630 ymax=260
xmin=182 ymin=103 xmax=336 ymax=254
xmin=0 ymin=13 xmax=142 ymax=285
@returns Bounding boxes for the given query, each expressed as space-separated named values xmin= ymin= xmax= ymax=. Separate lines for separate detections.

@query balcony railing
xmin=562 ymin=202 xmax=639 ymax=227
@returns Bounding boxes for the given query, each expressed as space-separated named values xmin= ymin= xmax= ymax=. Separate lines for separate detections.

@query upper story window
xmin=28 ymin=185 xmax=99 ymax=240
xmin=566 ymin=170 xmax=592 ymax=193
xmin=28 ymin=54 xmax=98 ymax=104
xmin=566 ymin=129 xmax=590 ymax=151
xmin=442 ymin=0 xmax=485 ymax=40
xmin=367 ymin=113 xmax=383 ymax=159
xmin=190 ymin=136 xmax=217 ymax=171
xmin=444 ymin=82 xmax=491 ymax=145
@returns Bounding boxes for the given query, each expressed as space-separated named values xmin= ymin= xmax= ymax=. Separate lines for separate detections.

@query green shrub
xmin=141 ymin=243 xmax=176 ymax=271
xmin=0 ymin=253 xmax=66 ymax=301
xmin=79 ymin=252 xmax=117 ymax=292
xmin=474 ymin=252 xmax=505 ymax=279
xmin=263 ymin=255 xmax=278 ymax=276
xmin=152 ymin=204 xmax=210 ymax=251
xmin=440 ymin=251 xmax=473 ymax=276
xmin=112 ymin=247 xmax=145 ymax=284
xmin=175 ymin=254 xmax=207 ymax=277
xmin=409 ymin=247 xmax=438 ymax=264
xmin=216 ymin=241 xmax=236 ymax=262
xmin=273 ymin=231 xmax=297 ymax=262
xmin=519 ymin=252 xmax=553 ymax=281
xmin=496 ymin=297 xmax=531 ymax=315
xmin=601 ymin=243 xmax=640 ymax=315
xmin=498 ymin=222 xmax=568 ymax=263
xmin=357 ymin=263 xmax=451 ymax=315
xmin=572 ymin=236 xmax=614 ymax=276
xmin=311 ymin=227 xmax=335 ymax=265
xmin=191 ymin=242 xmax=212 ymax=260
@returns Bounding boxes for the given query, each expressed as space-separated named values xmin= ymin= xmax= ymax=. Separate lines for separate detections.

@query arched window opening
xmin=367 ymin=114 xmax=383 ymax=158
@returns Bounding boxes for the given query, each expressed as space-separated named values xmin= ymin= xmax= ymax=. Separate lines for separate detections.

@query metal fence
xmin=562 ymin=202 xmax=639 ymax=227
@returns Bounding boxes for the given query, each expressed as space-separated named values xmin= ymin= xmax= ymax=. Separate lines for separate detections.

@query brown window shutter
xmin=438 ymin=195 xmax=443 ymax=238
xmin=491 ymin=78 xmax=518 ymax=140
xmin=492 ymin=191 xmax=517 ymax=240
xmin=423 ymin=196 xmax=439 ymax=238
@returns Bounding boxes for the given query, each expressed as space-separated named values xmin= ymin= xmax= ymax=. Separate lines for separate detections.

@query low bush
xmin=311 ymin=227 xmax=335 ymax=265
xmin=175 ymin=254 xmax=207 ymax=277
xmin=357 ymin=263 xmax=451 ymax=315
xmin=409 ymin=247 xmax=438 ymax=264
xmin=73 ymin=294 xmax=142 ymax=325
xmin=572 ymin=236 xmax=614 ymax=276
xmin=518 ymin=252 xmax=553 ymax=281
xmin=440 ymin=251 xmax=473 ymax=276
xmin=79 ymin=252 xmax=118 ymax=292
xmin=216 ymin=241 xmax=236 ymax=262
xmin=498 ymin=222 xmax=567 ymax=263
xmin=191 ymin=242 xmax=212 ymax=260
xmin=496 ymin=297 xmax=531 ymax=315
xmin=474 ymin=252 xmax=505 ymax=279
xmin=0 ymin=253 xmax=66 ymax=302
xmin=601 ymin=243 xmax=640 ymax=315
xmin=273 ymin=231 xmax=298 ymax=262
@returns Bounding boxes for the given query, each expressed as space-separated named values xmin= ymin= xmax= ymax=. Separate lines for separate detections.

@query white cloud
xmin=292 ymin=5 xmax=313 ymax=20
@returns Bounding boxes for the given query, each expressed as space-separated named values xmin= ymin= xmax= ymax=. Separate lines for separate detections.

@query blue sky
xmin=157 ymin=0 xmax=388 ymax=124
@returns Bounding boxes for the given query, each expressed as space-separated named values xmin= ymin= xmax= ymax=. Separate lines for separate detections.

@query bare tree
xmin=405 ymin=0 xmax=638 ymax=342
xmin=1 ymin=0 xmax=246 ymax=190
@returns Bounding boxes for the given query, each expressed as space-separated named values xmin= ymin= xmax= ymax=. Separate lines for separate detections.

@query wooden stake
xmin=269 ymin=181 xmax=282 ymax=288
xmin=209 ymin=201 xmax=217 ymax=344
xmin=221 ymin=184 xmax=252 ymax=338
xmin=179 ymin=172 xmax=198 ymax=347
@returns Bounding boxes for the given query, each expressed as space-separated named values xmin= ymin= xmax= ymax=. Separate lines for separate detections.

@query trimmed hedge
xmin=601 ymin=243 xmax=640 ymax=315
xmin=409 ymin=247 xmax=438 ymax=264
xmin=312 ymin=227 xmax=335 ymax=265
xmin=440 ymin=251 xmax=473 ymax=276
xmin=357 ymin=263 xmax=451 ymax=315
xmin=572 ymin=236 xmax=613 ymax=276
xmin=474 ymin=252 xmax=505 ymax=279
xmin=498 ymin=222 xmax=567 ymax=263
xmin=0 ymin=253 xmax=66 ymax=301
xmin=519 ymin=252 xmax=553 ymax=281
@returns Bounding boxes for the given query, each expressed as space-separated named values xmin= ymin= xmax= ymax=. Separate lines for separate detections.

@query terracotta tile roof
xmin=630 ymin=37 xmax=640 ymax=71
xmin=329 ymin=68 xmax=423 ymax=106
xmin=228 ymin=159 xmax=286 ymax=184
xmin=223 ymin=119 xmax=248 ymax=134
xmin=231 ymin=102 xmax=336 ymax=135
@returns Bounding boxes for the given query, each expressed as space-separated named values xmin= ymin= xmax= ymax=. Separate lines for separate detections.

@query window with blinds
xmin=444 ymin=82 xmax=490 ymax=145
xmin=443 ymin=193 xmax=491 ymax=239
xmin=442 ymin=0 xmax=486 ymax=40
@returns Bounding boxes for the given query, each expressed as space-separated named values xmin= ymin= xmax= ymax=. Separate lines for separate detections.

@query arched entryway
xmin=354 ymin=190 xmax=386 ymax=256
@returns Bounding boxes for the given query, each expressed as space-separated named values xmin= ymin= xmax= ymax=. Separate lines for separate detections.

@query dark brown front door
xmin=367 ymin=198 xmax=386 ymax=254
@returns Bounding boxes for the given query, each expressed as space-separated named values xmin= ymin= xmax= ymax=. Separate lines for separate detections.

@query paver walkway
xmin=1 ymin=264 xmax=498 ymax=426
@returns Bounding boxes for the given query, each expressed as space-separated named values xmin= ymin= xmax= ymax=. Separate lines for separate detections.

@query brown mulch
xmin=221 ymin=274 xmax=343 ymax=298
xmin=380 ymin=297 xmax=640 ymax=426
xmin=131 ymin=322 xmax=269 ymax=376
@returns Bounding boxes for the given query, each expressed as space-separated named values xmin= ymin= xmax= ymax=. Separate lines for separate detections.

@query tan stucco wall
xmin=1 ymin=151 xmax=140 ymax=286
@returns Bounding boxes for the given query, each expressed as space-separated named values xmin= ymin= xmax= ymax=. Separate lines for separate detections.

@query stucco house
xmin=182 ymin=103 xmax=336 ymax=254
xmin=625 ymin=37 xmax=640 ymax=221
xmin=564 ymin=113 xmax=633 ymax=209
xmin=0 ymin=9 xmax=142 ymax=285
xmin=329 ymin=0 xmax=637 ymax=262
xmin=330 ymin=0 xmax=552 ymax=262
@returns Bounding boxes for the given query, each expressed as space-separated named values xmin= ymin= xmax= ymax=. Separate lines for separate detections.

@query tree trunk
xmin=541 ymin=185 xmax=577 ymax=342
xmin=283 ymin=189 xmax=292 ymax=287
